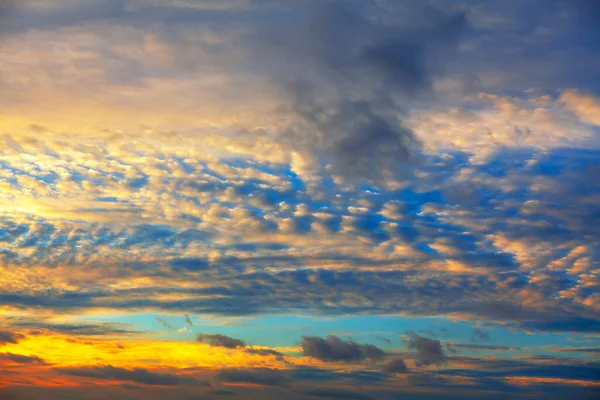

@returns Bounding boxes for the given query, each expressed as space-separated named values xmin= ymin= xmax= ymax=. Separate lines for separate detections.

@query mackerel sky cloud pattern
xmin=0 ymin=1 xmax=599 ymax=399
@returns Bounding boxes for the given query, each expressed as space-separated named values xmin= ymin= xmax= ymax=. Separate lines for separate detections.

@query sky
xmin=0 ymin=0 xmax=599 ymax=399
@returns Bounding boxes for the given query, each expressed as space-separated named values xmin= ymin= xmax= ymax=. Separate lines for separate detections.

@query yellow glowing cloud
xmin=1 ymin=333 xmax=292 ymax=370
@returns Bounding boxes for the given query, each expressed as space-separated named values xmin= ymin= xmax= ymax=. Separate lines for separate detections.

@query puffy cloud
xmin=247 ymin=0 xmax=467 ymax=183
xmin=409 ymin=92 xmax=596 ymax=162
xmin=301 ymin=335 xmax=385 ymax=362
xmin=407 ymin=332 xmax=447 ymax=366
xmin=382 ymin=358 xmax=409 ymax=374
xmin=560 ymin=89 xmax=600 ymax=126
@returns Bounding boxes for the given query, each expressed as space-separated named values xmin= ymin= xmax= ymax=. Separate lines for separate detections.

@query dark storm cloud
xmin=57 ymin=365 xmax=197 ymax=386
xmin=301 ymin=335 xmax=386 ymax=362
xmin=215 ymin=368 xmax=290 ymax=386
xmin=382 ymin=358 xmax=409 ymax=374
xmin=252 ymin=0 xmax=468 ymax=182
xmin=0 ymin=352 xmax=46 ymax=364
xmin=0 ymin=331 xmax=24 ymax=344
xmin=196 ymin=333 xmax=245 ymax=349
xmin=407 ymin=332 xmax=447 ymax=366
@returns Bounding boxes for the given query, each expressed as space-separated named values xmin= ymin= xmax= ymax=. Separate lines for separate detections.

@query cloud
xmin=249 ymin=0 xmax=467 ymax=183
xmin=156 ymin=317 xmax=176 ymax=331
xmin=560 ymin=89 xmax=600 ymax=126
xmin=471 ymin=328 xmax=490 ymax=342
xmin=553 ymin=347 xmax=600 ymax=354
xmin=382 ymin=358 xmax=409 ymax=374
xmin=0 ymin=352 xmax=46 ymax=364
xmin=299 ymin=387 xmax=373 ymax=400
xmin=215 ymin=368 xmax=290 ymax=386
xmin=377 ymin=336 xmax=392 ymax=345
xmin=6 ymin=321 xmax=140 ymax=336
xmin=0 ymin=331 xmax=24 ymax=344
xmin=407 ymin=332 xmax=447 ymax=366
xmin=447 ymin=344 xmax=511 ymax=352
xmin=56 ymin=365 xmax=197 ymax=386
xmin=244 ymin=348 xmax=285 ymax=359
xmin=301 ymin=335 xmax=385 ymax=362
xmin=197 ymin=333 xmax=245 ymax=349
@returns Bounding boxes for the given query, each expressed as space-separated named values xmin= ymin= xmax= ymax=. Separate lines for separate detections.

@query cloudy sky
xmin=0 ymin=1 xmax=599 ymax=399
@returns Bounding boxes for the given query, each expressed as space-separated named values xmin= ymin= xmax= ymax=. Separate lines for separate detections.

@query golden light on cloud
xmin=1 ymin=333 xmax=291 ymax=370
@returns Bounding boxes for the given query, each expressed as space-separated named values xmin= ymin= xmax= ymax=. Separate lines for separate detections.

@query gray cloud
xmin=251 ymin=0 xmax=467 ymax=183
xmin=215 ymin=368 xmax=290 ymax=386
xmin=0 ymin=331 xmax=24 ymax=344
xmin=299 ymin=387 xmax=373 ymax=400
xmin=377 ymin=336 xmax=392 ymax=345
xmin=8 ymin=320 xmax=140 ymax=336
xmin=407 ymin=332 xmax=447 ymax=366
xmin=156 ymin=317 xmax=175 ymax=331
xmin=301 ymin=335 xmax=386 ymax=362
xmin=382 ymin=358 xmax=409 ymax=374
xmin=471 ymin=328 xmax=490 ymax=342
xmin=447 ymin=343 xmax=511 ymax=352
xmin=56 ymin=365 xmax=197 ymax=386
xmin=197 ymin=333 xmax=245 ymax=349
xmin=0 ymin=352 xmax=46 ymax=364
xmin=553 ymin=347 xmax=600 ymax=354
xmin=244 ymin=348 xmax=285 ymax=359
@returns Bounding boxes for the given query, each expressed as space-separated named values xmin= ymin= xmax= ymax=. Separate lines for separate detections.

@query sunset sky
xmin=0 ymin=1 xmax=599 ymax=399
